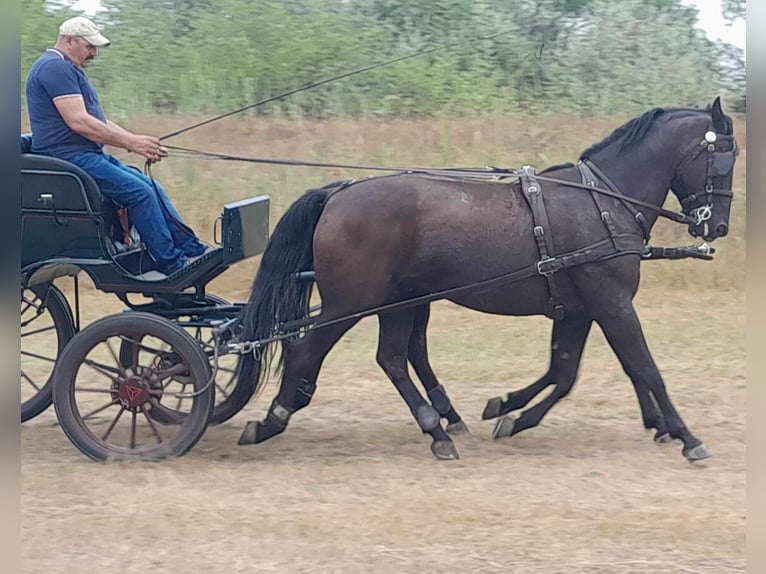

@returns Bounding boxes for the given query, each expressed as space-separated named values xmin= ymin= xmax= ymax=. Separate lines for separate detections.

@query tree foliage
xmin=21 ymin=0 xmax=746 ymax=118
xmin=721 ymin=0 xmax=745 ymax=22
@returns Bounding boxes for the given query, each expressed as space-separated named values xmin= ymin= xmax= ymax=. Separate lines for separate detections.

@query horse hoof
xmin=431 ymin=440 xmax=459 ymax=460
xmin=654 ymin=432 xmax=673 ymax=444
xmin=491 ymin=414 xmax=516 ymax=440
xmin=237 ymin=421 xmax=258 ymax=445
xmin=446 ymin=420 xmax=470 ymax=436
xmin=683 ymin=443 xmax=713 ymax=462
xmin=482 ymin=396 xmax=503 ymax=420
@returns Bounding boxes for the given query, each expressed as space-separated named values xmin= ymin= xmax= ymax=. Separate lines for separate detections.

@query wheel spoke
xmin=101 ymin=406 xmax=126 ymax=441
xmin=20 ymin=299 xmax=37 ymax=318
xmin=141 ymin=406 xmax=164 ymax=444
xmin=215 ymin=382 xmax=231 ymax=399
xmin=21 ymin=324 xmax=57 ymax=338
xmin=82 ymin=398 xmax=120 ymax=420
xmin=19 ymin=301 xmax=43 ymax=327
xmin=130 ymin=410 xmax=137 ymax=449
xmin=162 ymin=378 xmax=190 ymax=391
xmin=21 ymin=370 xmax=42 ymax=392
xmin=73 ymin=386 xmax=117 ymax=394
xmin=125 ymin=336 xmax=176 ymax=357
xmin=154 ymin=363 xmax=190 ymax=382
xmin=82 ymin=357 xmax=122 ymax=378
xmin=103 ymin=339 xmax=128 ymax=377
xmin=21 ymin=349 xmax=58 ymax=363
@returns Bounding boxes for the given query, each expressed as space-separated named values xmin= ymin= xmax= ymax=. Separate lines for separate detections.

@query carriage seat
xmin=21 ymin=134 xmax=103 ymax=214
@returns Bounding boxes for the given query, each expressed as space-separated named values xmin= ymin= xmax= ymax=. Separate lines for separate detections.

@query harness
xmin=515 ymin=127 xmax=737 ymax=320
xmin=218 ymin=126 xmax=739 ymax=352
xmin=520 ymin=164 xmax=647 ymax=320
xmin=676 ymin=131 xmax=738 ymax=232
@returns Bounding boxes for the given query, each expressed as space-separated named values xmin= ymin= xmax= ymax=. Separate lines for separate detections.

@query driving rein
xmin=173 ymin=128 xmax=737 ymax=330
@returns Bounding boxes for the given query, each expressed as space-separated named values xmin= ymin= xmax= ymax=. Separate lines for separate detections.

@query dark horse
xmin=236 ymin=97 xmax=737 ymax=462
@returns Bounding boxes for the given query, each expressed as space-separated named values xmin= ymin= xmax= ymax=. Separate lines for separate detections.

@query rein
xmin=161 ymin=143 xmax=695 ymax=226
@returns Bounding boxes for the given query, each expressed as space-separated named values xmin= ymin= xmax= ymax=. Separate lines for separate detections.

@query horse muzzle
xmin=688 ymin=217 xmax=728 ymax=242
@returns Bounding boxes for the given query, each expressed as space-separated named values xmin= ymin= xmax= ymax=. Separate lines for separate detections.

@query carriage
xmin=20 ymin=133 xmax=272 ymax=460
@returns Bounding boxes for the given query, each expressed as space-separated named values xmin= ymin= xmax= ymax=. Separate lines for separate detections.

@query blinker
xmin=712 ymin=152 xmax=735 ymax=176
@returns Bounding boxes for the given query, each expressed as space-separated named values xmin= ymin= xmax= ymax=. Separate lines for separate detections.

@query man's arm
xmin=53 ymin=95 xmax=167 ymax=161
xmin=105 ymin=118 xmax=133 ymax=138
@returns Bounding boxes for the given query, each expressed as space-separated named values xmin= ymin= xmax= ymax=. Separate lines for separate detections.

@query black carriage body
xmin=21 ymin=134 xmax=106 ymax=267
xmin=20 ymin=134 xmax=270 ymax=299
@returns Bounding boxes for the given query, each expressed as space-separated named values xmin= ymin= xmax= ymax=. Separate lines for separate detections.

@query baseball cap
xmin=59 ymin=16 xmax=111 ymax=47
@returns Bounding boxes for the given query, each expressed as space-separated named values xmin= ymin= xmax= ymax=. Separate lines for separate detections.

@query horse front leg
xmin=408 ymin=304 xmax=469 ymax=435
xmin=594 ymin=302 xmax=710 ymax=462
xmin=485 ymin=316 xmax=592 ymax=440
xmin=481 ymin=314 xmax=672 ymax=446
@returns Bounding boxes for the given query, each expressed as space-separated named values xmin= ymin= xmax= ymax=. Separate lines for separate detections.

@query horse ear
xmin=711 ymin=96 xmax=727 ymax=131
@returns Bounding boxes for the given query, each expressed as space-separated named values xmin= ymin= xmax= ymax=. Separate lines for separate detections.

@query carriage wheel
xmin=52 ymin=312 xmax=214 ymax=461
xmin=21 ymin=283 xmax=76 ymax=422
xmin=117 ymin=294 xmax=256 ymax=426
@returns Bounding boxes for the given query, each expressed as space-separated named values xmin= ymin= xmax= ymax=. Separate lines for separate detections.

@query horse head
xmin=670 ymin=96 xmax=738 ymax=241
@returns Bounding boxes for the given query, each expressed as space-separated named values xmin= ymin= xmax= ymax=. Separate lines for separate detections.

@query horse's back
xmin=312 ymin=174 xmax=542 ymax=308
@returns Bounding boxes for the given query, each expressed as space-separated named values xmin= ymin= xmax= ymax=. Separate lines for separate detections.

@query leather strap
xmin=520 ymin=166 xmax=565 ymax=320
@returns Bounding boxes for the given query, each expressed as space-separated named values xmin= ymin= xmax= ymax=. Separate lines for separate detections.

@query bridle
xmin=674 ymin=129 xmax=738 ymax=230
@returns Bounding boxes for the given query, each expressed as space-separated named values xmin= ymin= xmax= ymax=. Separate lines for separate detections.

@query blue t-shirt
xmin=25 ymin=49 xmax=107 ymax=160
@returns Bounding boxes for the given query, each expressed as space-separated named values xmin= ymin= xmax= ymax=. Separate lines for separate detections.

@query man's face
xmin=65 ymin=36 xmax=99 ymax=68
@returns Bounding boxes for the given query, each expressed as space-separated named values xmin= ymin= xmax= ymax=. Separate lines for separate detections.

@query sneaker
xmin=182 ymin=241 xmax=210 ymax=258
xmin=160 ymin=256 xmax=188 ymax=275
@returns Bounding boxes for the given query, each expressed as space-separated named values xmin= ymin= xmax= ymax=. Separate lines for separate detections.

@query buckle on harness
xmin=537 ymin=257 xmax=559 ymax=277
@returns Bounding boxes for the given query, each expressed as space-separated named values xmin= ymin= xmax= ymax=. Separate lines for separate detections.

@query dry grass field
xmin=21 ymin=113 xmax=746 ymax=573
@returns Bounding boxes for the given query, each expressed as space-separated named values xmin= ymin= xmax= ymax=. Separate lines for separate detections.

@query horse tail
xmin=236 ymin=187 xmax=330 ymax=398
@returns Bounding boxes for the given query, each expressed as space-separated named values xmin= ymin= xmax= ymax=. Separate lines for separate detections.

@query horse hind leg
xmin=489 ymin=316 xmax=592 ymax=441
xmin=378 ymin=309 xmax=459 ymax=460
xmin=238 ymin=318 xmax=358 ymax=446
xmin=407 ymin=305 xmax=469 ymax=436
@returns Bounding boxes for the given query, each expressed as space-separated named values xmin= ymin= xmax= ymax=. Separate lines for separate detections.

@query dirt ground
xmin=20 ymin=288 xmax=746 ymax=574
xmin=20 ymin=115 xmax=746 ymax=573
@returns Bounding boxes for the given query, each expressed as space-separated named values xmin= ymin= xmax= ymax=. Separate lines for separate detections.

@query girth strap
xmin=520 ymin=166 xmax=565 ymax=320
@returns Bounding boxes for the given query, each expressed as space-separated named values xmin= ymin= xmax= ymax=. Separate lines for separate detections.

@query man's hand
xmin=127 ymin=134 xmax=168 ymax=163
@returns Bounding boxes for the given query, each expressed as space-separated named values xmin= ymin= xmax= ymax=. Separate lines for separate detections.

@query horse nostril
xmin=716 ymin=223 xmax=729 ymax=237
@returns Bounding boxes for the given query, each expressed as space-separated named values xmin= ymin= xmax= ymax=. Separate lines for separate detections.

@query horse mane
xmin=539 ymin=162 xmax=575 ymax=175
xmin=578 ymin=105 xmax=728 ymax=161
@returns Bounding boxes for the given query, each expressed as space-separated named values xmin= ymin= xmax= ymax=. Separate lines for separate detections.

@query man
xmin=25 ymin=16 xmax=207 ymax=274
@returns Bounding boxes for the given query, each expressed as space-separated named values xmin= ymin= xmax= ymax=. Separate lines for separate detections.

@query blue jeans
xmin=67 ymin=152 xmax=206 ymax=272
